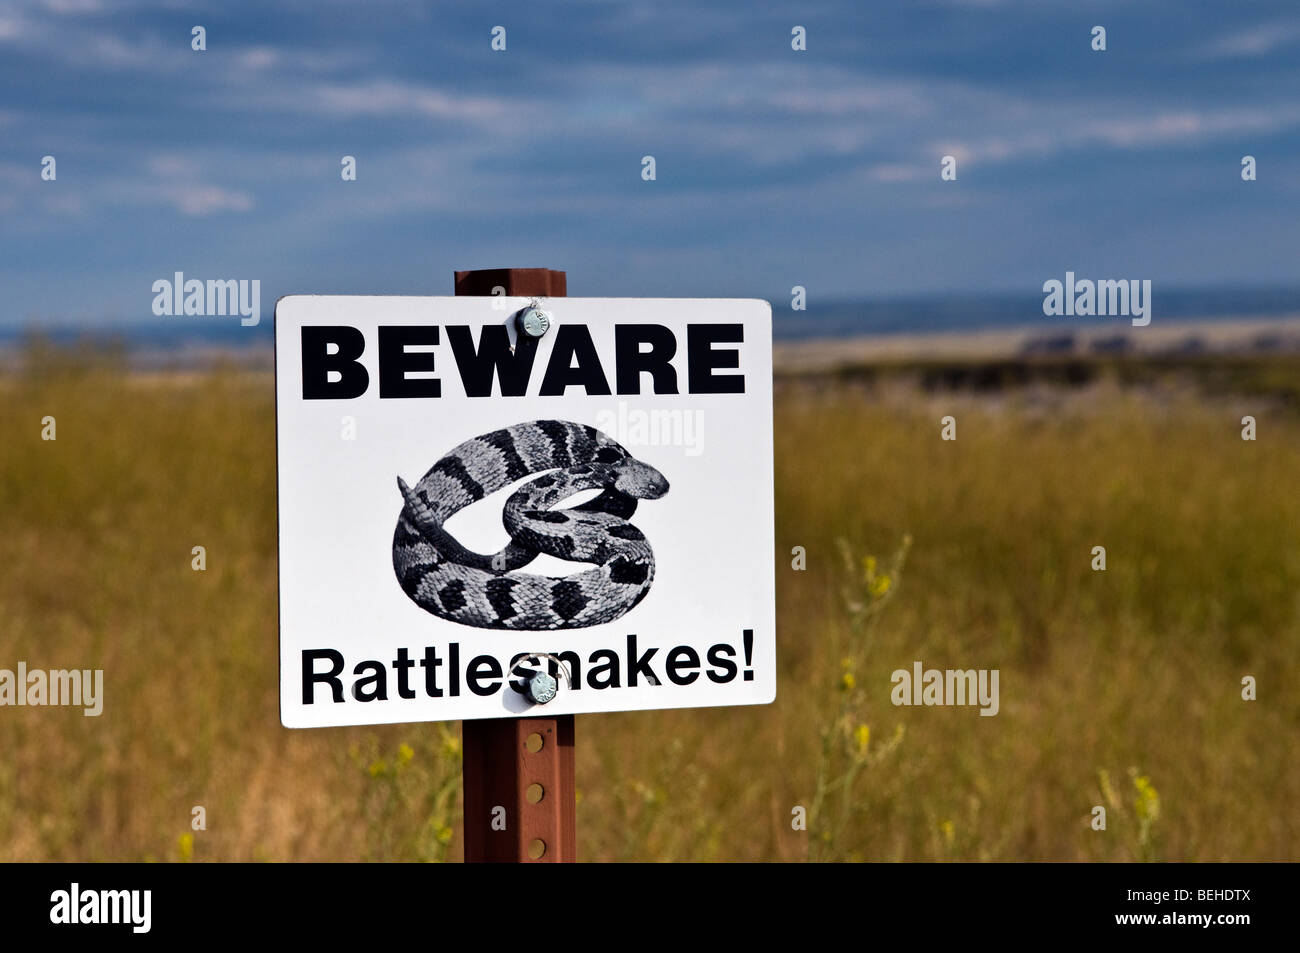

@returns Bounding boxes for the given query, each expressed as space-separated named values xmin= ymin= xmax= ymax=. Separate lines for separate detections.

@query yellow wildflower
xmin=940 ymin=820 xmax=955 ymax=848
xmin=1134 ymin=775 xmax=1160 ymax=823
xmin=854 ymin=724 xmax=870 ymax=755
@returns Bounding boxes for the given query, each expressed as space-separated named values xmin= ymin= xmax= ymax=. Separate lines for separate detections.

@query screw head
xmin=527 ymin=671 xmax=558 ymax=705
xmin=518 ymin=306 xmax=551 ymax=339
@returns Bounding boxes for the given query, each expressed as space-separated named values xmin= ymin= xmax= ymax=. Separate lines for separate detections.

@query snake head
xmin=613 ymin=458 xmax=669 ymax=500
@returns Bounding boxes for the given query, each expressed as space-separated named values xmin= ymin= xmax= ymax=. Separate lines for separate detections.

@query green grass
xmin=1 ymin=350 xmax=1297 ymax=861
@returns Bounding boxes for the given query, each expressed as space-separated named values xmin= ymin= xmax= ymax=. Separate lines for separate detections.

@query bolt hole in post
xmin=526 ymin=783 xmax=545 ymax=804
xmin=524 ymin=732 xmax=544 ymax=753
xmin=528 ymin=839 xmax=547 ymax=860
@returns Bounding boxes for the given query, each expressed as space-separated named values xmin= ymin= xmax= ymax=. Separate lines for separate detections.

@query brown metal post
xmin=455 ymin=268 xmax=577 ymax=863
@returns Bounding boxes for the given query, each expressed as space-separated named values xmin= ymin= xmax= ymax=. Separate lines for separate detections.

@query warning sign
xmin=274 ymin=296 xmax=775 ymax=727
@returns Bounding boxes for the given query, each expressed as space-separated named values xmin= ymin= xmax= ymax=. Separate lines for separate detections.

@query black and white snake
xmin=393 ymin=420 xmax=669 ymax=630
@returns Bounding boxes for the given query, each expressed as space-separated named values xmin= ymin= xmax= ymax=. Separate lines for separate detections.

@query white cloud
xmin=163 ymin=184 xmax=254 ymax=216
xmin=235 ymin=46 xmax=279 ymax=71
xmin=940 ymin=105 xmax=1300 ymax=166
xmin=1198 ymin=20 xmax=1300 ymax=59
xmin=41 ymin=0 xmax=105 ymax=13
xmin=868 ymin=162 xmax=928 ymax=183
xmin=233 ymin=79 xmax=513 ymax=122
xmin=313 ymin=80 xmax=507 ymax=120
xmin=134 ymin=154 xmax=255 ymax=215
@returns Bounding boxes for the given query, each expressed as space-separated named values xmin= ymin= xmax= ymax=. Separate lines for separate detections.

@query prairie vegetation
xmin=2 ymin=346 xmax=1296 ymax=861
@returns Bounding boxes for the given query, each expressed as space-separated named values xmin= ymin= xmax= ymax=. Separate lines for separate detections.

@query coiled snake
xmin=393 ymin=420 xmax=669 ymax=630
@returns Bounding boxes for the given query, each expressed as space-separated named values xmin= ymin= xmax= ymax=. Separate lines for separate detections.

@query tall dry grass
xmin=1 ymin=348 xmax=1297 ymax=861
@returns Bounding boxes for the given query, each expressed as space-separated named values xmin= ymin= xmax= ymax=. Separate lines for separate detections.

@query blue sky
xmin=1 ymin=0 xmax=1297 ymax=328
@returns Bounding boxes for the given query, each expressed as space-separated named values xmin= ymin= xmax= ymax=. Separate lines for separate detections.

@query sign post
xmin=455 ymin=268 xmax=576 ymax=863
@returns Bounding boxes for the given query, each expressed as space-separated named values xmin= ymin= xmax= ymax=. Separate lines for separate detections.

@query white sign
xmin=275 ymin=296 xmax=775 ymax=727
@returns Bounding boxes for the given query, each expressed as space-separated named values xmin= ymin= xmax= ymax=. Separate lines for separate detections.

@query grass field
xmin=2 ymin=345 xmax=1297 ymax=861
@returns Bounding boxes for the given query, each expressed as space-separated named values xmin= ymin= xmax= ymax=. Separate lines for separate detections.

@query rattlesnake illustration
xmin=393 ymin=420 xmax=669 ymax=630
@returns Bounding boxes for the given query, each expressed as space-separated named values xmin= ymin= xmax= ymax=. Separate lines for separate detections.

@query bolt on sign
xmin=274 ymin=296 xmax=776 ymax=727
